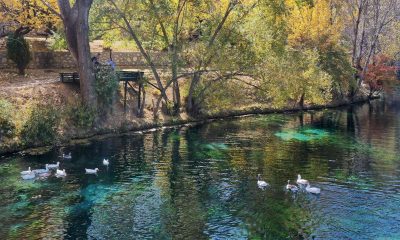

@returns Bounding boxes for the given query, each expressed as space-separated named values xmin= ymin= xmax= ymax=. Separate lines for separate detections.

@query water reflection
xmin=1 ymin=95 xmax=400 ymax=239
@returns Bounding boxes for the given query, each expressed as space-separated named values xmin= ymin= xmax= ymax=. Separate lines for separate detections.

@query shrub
xmin=0 ymin=99 xmax=16 ymax=140
xmin=20 ymin=104 xmax=60 ymax=146
xmin=95 ymin=66 xmax=119 ymax=106
xmin=6 ymin=33 xmax=31 ymax=75
xmin=67 ymin=101 xmax=96 ymax=128
xmin=48 ymin=30 xmax=68 ymax=51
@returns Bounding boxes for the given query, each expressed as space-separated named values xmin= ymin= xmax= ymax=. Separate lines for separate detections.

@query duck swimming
xmin=286 ymin=180 xmax=299 ymax=192
xmin=296 ymin=174 xmax=309 ymax=185
xmin=306 ymin=183 xmax=321 ymax=194
xmin=85 ymin=168 xmax=99 ymax=174
xmin=32 ymin=164 xmax=49 ymax=174
xmin=47 ymin=162 xmax=60 ymax=169
xmin=21 ymin=172 xmax=36 ymax=180
xmin=56 ymin=169 xmax=67 ymax=177
xmin=20 ymin=167 xmax=32 ymax=175
xmin=103 ymin=159 xmax=109 ymax=166
xmin=257 ymin=174 xmax=269 ymax=189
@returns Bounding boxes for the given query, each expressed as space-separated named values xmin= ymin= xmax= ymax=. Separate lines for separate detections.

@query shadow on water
xmin=1 ymin=91 xmax=400 ymax=239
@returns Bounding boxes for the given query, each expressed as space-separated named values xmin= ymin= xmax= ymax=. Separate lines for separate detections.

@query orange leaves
xmin=1 ymin=0 xmax=60 ymax=31
xmin=364 ymin=55 xmax=397 ymax=85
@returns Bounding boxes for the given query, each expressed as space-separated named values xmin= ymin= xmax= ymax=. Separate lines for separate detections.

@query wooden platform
xmin=60 ymin=70 xmax=145 ymax=115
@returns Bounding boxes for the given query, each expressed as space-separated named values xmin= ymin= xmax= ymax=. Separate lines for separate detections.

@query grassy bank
xmin=0 ymin=93 xmax=378 ymax=156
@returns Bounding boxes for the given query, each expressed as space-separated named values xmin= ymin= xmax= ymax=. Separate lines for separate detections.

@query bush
xmin=48 ymin=30 xmax=68 ymax=51
xmin=95 ymin=66 xmax=119 ymax=106
xmin=67 ymin=101 xmax=96 ymax=128
xmin=0 ymin=99 xmax=16 ymax=140
xmin=6 ymin=33 xmax=31 ymax=75
xmin=20 ymin=104 xmax=60 ymax=146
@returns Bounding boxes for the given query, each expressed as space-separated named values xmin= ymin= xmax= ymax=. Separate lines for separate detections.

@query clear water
xmin=1 ymin=92 xmax=400 ymax=239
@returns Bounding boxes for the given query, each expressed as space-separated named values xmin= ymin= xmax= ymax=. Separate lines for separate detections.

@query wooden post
xmin=138 ymin=83 xmax=141 ymax=112
xmin=124 ymin=81 xmax=128 ymax=113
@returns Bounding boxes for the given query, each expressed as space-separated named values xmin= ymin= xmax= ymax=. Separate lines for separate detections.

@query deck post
xmin=124 ymin=81 xmax=128 ymax=113
xmin=138 ymin=83 xmax=142 ymax=112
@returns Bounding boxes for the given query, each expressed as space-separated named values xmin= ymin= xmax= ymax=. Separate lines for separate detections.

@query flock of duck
xmin=257 ymin=174 xmax=321 ymax=194
xmin=20 ymin=152 xmax=320 ymax=195
xmin=19 ymin=152 xmax=110 ymax=180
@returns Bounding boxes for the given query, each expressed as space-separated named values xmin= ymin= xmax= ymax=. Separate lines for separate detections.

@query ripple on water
xmin=1 ymin=101 xmax=400 ymax=239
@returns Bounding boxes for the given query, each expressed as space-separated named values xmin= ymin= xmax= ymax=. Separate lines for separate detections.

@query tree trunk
xmin=186 ymin=72 xmax=201 ymax=115
xmin=57 ymin=0 xmax=96 ymax=107
xmin=76 ymin=0 xmax=96 ymax=106
xmin=299 ymin=93 xmax=305 ymax=110
xmin=171 ymin=51 xmax=180 ymax=114
xmin=18 ymin=67 xmax=25 ymax=75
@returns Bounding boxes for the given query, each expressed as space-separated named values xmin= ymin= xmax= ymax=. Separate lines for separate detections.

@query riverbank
xmin=0 ymin=92 xmax=378 ymax=156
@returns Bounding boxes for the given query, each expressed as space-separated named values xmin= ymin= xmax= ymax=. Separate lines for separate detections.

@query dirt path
xmin=0 ymin=69 xmax=60 ymax=90
xmin=0 ymin=69 xmax=79 ymax=108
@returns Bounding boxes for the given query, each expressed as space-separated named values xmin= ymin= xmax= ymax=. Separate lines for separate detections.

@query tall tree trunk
xmin=57 ymin=0 xmax=96 ymax=107
xmin=186 ymin=72 xmax=201 ymax=115
xmin=185 ymin=2 xmax=236 ymax=115
xmin=76 ymin=0 xmax=96 ymax=106
xmin=171 ymin=0 xmax=185 ymax=114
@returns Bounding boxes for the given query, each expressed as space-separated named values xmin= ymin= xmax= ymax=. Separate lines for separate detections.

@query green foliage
xmin=20 ymin=104 xmax=60 ymax=146
xmin=200 ymin=78 xmax=248 ymax=112
xmin=66 ymin=101 xmax=96 ymax=128
xmin=257 ymin=48 xmax=332 ymax=107
xmin=95 ymin=66 xmax=119 ymax=106
xmin=0 ymin=99 xmax=16 ymax=140
xmin=48 ymin=30 xmax=68 ymax=51
xmin=6 ymin=33 xmax=31 ymax=75
xmin=318 ymin=47 xmax=355 ymax=98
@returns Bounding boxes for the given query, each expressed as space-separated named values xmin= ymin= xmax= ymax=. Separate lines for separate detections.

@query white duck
xmin=103 ymin=159 xmax=109 ymax=166
xmin=257 ymin=174 xmax=269 ymax=189
xmin=20 ymin=167 xmax=32 ymax=175
xmin=56 ymin=169 xmax=67 ymax=177
xmin=32 ymin=164 xmax=49 ymax=174
xmin=47 ymin=162 xmax=60 ymax=169
xmin=286 ymin=180 xmax=299 ymax=192
xmin=296 ymin=174 xmax=309 ymax=185
xmin=21 ymin=172 xmax=36 ymax=180
xmin=62 ymin=152 xmax=72 ymax=159
xmin=306 ymin=183 xmax=321 ymax=194
xmin=85 ymin=168 xmax=99 ymax=174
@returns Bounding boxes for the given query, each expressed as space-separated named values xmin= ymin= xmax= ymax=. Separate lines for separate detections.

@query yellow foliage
xmin=0 ymin=0 xmax=60 ymax=31
xmin=286 ymin=0 xmax=342 ymax=50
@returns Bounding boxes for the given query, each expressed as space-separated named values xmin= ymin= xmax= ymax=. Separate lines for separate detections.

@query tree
xmin=96 ymin=0 xmax=257 ymax=116
xmin=343 ymin=0 xmax=399 ymax=96
xmin=256 ymin=49 xmax=332 ymax=109
xmin=286 ymin=0 xmax=342 ymax=51
xmin=363 ymin=54 xmax=397 ymax=96
xmin=42 ymin=0 xmax=97 ymax=107
xmin=6 ymin=32 xmax=31 ymax=75
xmin=285 ymin=0 xmax=353 ymax=97
xmin=0 ymin=0 xmax=60 ymax=37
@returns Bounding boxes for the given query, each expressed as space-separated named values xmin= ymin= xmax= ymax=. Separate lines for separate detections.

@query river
xmin=1 ymin=90 xmax=400 ymax=239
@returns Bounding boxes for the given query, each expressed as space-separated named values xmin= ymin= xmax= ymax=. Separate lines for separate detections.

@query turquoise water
xmin=1 ymin=94 xmax=400 ymax=239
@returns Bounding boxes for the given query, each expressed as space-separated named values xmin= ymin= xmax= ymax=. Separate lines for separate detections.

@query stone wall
xmin=0 ymin=51 xmax=168 ymax=69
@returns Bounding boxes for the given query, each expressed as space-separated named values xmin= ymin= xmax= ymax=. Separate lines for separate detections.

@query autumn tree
xmin=364 ymin=54 xmax=397 ymax=96
xmin=285 ymin=0 xmax=353 ymax=98
xmin=94 ymin=0 xmax=257 ymax=116
xmin=343 ymin=0 xmax=399 ymax=96
xmin=0 ymin=0 xmax=60 ymax=37
xmin=42 ymin=0 xmax=97 ymax=107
